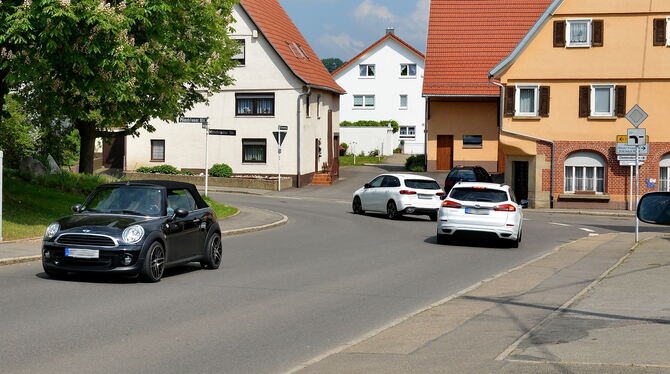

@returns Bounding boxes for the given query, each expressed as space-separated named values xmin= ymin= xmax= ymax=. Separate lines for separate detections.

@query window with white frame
xmin=566 ymin=19 xmax=591 ymax=47
xmin=400 ymin=64 xmax=417 ymax=77
xmin=660 ymin=154 xmax=670 ymax=192
xmin=399 ymin=126 xmax=416 ymax=139
xmin=564 ymin=152 xmax=605 ymax=193
xmin=359 ymin=64 xmax=375 ymax=77
xmin=399 ymin=95 xmax=408 ymax=109
xmin=232 ymin=39 xmax=245 ymax=66
xmin=591 ymin=84 xmax=615 ymax=117
xmin=353 ymin=95 xmax=375 ymax=108
xmin=515 ymin=85 xmax=539 ymax=116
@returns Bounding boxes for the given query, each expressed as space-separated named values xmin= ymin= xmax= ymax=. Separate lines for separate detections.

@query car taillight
xmin=442 ymin=200 xmax=462 ymax=208
xmin=399 ymin=190 xmax=417 ymax=195
xmin=435 ymin=192 xmax=445 ymax=196
xmin=494 ymin=204 xmax=517 ymax=212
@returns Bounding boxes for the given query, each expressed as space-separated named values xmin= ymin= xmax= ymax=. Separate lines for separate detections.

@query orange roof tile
xmin=331 ymin=33 xmax=425 ymax=77
xmin=423 ymin=0 xmax=553 ymax=96
xmin=240 ymin=0 xmax=345 ymax=94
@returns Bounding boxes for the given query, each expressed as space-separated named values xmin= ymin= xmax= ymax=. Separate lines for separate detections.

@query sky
xmin=278 ymin=0 xmax=429 ymax=62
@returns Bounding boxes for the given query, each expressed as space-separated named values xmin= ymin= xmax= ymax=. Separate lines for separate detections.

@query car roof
xmin=453 ymin=181 xmax=509 ymax=191
xmin=99 ymin=180 xmax=208 ymax=208
xmin=378 ymin=174 xmax=437 ymax=181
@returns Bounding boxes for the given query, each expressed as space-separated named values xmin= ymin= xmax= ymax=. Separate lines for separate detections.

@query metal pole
xmin=0 ymin=150 xmax=3 ymax=242
xmin=629 ymin=165 xmax=633 ymax=211
xmin=204 ymin=120 xmax=209 ymax=196
xmin=352 ymin=142 xmax=356 ymax=166
xmin=278 ymin=147 xmax=282 ymax=192
xmin=635 ymin=146 xmax=640 ymax=242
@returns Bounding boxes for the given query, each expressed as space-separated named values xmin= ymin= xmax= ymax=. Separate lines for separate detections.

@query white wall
xmin=334 ymin=36 xmax=425 ymax=155
xmin=125 ymin=4 xmax=340 ymax=180
xmin=340 ymin=127 xmax=396 ymax=156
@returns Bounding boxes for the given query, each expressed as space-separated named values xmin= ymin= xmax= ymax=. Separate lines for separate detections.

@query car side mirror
xmin=520 ymin=200 xmax=529 ymax=209
xmin=364 ymin=183 xmax=372 ymax=189
xmin=637 ymin=192 xmax=670 ymax=225
xmin=174 ymin=208 xmax=189 ymax=218
xmin=71 ymin=203 xmax=82 ymax=213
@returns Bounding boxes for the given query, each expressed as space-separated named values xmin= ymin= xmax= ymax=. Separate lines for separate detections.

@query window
xmin=232 ymin=39 xmax=245 ymax=66
xmin=515 ymin=85 xmax=539 ymax=116
xmin=353 ymin=95 xmax=375 ymax=108
xmin=305 ymin=94 xmax=311 ymax=117
xmin=450 ymin=188 xmax=509 ymax=203
xmin=399 ymin=95 xmax=408 ymax=109
xmin=463 ymin=135 xmax=483 ymax=148
xmin=567 ymin=19 xmax=591 ymax=47
xmin=316 ymin=95 xmax=321 ymax=118
xmin=564 ymin=152 xmax=605 ymax=193
xmin=404 ymin=179 xmax=441 ymax=190
xmin=400 ymin=63 xmax=417 ymax=77
xmin=359 ymin=64 xmax=375 ymax=77
xmin=399 ymin=126 xmax=416 ymax=139
xmin=167 ymin=189 xmax=197 ymax=214
xmin=660 ymin=155 xmax=670 ymax=192
xmin=236 ymin=93 xmax=274 ymax=116
xmin=287 ymin=42 xmax=309 ymax=60
xmin=151 ymin=140 xmax=165 ymax=161
xmin=591 ymin=84 xmax=615 ymax=117
xmin=368 ymin=175 xmax=384 ymax=188
xmin=381 ymin=176 xmax=401 ymax=188
xmin=242 ymin=139 xmax=267 ymax=163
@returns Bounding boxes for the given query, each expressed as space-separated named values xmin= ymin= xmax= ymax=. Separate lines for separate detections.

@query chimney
xmin=386 ymin=27 xmax=395 ymax=35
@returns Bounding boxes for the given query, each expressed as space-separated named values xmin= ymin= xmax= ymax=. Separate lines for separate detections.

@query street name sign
xmin=616 ymin=143 xmax=649 ymax=155
xmin=617 ymin=155 xmax=647 ymax=161
xmin=179 ymin=117 xmax=208 ymax=124
xmin=209 ymin=129 xmax=236 ymax=136
xmin=278 ymin=125 xmax=289 ymax=131
xmin=620 ymin=160 xmax=645 ymax=166
xmin=625 ymin=105 xmax=648 ymax=128
xmin=627 ymin=128 xmax=647 ymax=146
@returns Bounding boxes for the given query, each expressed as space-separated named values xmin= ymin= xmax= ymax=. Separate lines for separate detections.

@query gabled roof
xmin=239 ymin=0 xmax=345 ymax=94
xmin=331 ymin=33 xmax=425 ymax=77
xmin=422 ymin=0 xmax=554 ymax=97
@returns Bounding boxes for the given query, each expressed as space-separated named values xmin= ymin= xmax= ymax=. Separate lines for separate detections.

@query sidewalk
xmin=294 ymin=232 xmax=670 ymax=374
xmin=527 ymin=208 xmax=636 ymax=217
xmin=0 ymin=205 xmax=287 ymax=266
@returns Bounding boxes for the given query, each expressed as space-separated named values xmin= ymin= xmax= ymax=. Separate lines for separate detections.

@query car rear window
xmin=449 ymin=188 xmax=508 ymax=203
xmin=448 ymin=169 xmax=476 ymax=181
xmin=404 ymin=179 xmax=441 ymax=190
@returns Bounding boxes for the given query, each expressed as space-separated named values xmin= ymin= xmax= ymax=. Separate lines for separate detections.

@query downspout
xmin=489 ymin=79 xmax=554 ymax=208
xmin=296 ymin=86 xmax=311 ymax=188
xmin=424 ymin=97 xmax=429 ymax=170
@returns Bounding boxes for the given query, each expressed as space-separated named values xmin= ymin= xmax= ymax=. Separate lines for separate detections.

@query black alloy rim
xmin=210 ymin=235 xmax=222 ymax=265
xmin=151 ymin=244 xmax=165 ymax=279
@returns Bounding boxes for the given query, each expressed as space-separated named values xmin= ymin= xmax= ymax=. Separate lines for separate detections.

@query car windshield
xmin=82 ymin=186 xmax=164 ymax=216
xmin=448 ymin=169 xmax=476 ymax=181
xmin=405 ymin=179 xmax=441 ymax=190
xmin=450 ymin=188 xmax=508 ymax=203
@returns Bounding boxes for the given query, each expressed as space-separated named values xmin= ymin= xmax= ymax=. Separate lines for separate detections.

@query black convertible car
xmin=42 ymin=180 xmax=222 ymax=282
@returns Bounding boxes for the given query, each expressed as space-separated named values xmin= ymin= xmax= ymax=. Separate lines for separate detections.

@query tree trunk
xmin=76 ymin=120 xmax=97 ymax=174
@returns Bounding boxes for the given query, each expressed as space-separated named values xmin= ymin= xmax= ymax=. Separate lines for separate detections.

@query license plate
xmin=65 ymin=248 xmax=99 ymax=259
xmin=465 ymin=208 xmax=490 ymax=215
xmin=418 ymin=194 xmax=432 ymax=200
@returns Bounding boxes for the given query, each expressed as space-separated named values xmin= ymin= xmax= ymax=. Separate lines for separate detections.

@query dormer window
xmin=359 ymin=64 xmax=375 ymax=78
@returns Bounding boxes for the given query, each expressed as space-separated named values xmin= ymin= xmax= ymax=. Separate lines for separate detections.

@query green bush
xmin=209 ymin=163 xmax=233 ymax=178
xmin=339 ymin=120 xmax=400 ymax=133
xmin=136 ymin=165 xmax=181 ymax=175
xmin=21 ymin=171 xmax=107 ymax=194
xmin=405 ymin=155 xmax=426 ymax=172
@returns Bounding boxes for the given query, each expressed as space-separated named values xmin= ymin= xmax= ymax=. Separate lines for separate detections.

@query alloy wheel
xmin=150 ymin=244 xmax=165 ymax=280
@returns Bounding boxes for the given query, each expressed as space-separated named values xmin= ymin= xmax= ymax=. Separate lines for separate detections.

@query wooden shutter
xmin=579 ymin=86 xmax=590 ymax=118
xmin=653 ymin=19 xmax=667 ymax=46
xmin=592 ymin=20 xmax=604 ymax=47
xmin=539 ymin=86 xmax=550 ymax=117
xmin=504 ymin=86 xmax=516 ymax=117
xmin=553 ymin=21 xmax=566 ymax=47
xmin=615 ymin=86 xmax=627 ymax=117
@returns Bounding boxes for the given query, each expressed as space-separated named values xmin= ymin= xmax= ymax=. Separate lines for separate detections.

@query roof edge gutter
xmin=490 ymin=79 xmax=554 ymax=208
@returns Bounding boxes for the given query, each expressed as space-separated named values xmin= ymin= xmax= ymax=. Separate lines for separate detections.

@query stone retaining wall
xmin=123 ymin=173 xmax=293 ymax=191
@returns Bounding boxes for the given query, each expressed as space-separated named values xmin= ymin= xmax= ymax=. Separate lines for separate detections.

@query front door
xmin=436 ymin=135 xmax=454 ymax=170
xmin=513 ymin=161 xmax=529 ymax=202
xmin=165 ymin=189 xmax=203 ymax=262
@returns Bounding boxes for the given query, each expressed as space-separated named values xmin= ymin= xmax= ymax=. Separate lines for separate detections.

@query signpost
xmin=181 ymin=117 xmax=211 ymax=195
xmin=623 ymin=105 xmax=649 ymax=243
xmin=272 ymin=126 xmax=288 ymax=191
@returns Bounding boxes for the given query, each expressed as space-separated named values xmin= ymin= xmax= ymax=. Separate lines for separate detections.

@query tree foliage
xmin=321 ymin=57 xmax=344 ymax=73
xmin=339 ymin=120 xmax=399 ymax=133
xmin=0 ymin=95 xmax=37 ymax=168
xmin=1 ymin=0 xmax=240 ymax=173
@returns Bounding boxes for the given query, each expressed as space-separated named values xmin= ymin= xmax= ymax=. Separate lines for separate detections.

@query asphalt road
xmin=0 ymin=166 xmax=661 ymax=374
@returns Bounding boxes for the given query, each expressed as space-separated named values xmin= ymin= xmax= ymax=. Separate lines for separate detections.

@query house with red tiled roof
xmin=333 ymin=29 xmax=427 ymax=156
xmin=125 ymin=0 xmax=344 ymax=187
xmin=422 ymin=0 xmax=553 ymax=174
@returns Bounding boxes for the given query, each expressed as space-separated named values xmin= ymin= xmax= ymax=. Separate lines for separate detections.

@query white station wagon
xmin=353 ymin=174 xmax=444 ymax=220
xmin=437 ymin=182 xmax=524 ymax=247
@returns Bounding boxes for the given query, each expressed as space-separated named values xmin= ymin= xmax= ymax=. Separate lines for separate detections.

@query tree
xmin=321 ymin=57 xmax=344 ymax=73
xmin=0 ymin=95 xmax=38 ymax=168
xmin=2 ymin=0 xmax=239 ymax=173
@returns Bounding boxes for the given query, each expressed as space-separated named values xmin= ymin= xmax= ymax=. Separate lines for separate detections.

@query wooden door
xmin=436 ymin=135 xmax=453 ymax=170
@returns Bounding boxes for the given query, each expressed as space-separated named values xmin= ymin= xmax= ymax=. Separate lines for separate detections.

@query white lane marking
xmin=589 ymin=233 xmax=599 ymax=237
xmin=549 ymin=222 xmax=571 ymax=227
xmin=579 ymin=228 xmax=596 ymax=233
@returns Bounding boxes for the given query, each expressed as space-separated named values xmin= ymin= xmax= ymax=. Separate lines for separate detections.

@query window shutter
xmin=539 ymin=86 xmax=550 ymax=117
xmin=615 ymin=86 xmax=627 ymax=117
xmin=592 ymin=20 xmax=604 ymax=47
xmin=553 ymin=21 xmax=566 ymax=47
xmin=653 ymin=19 xmax=667 ymax=46
xmin=579 ymin=86 xmax=590 ymax=118
xmin=504 ymin=86 xmax=516 ymax=117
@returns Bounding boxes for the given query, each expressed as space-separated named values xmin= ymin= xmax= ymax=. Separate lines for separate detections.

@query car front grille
xmin=56 ymin=234 xmax=117 ymax=247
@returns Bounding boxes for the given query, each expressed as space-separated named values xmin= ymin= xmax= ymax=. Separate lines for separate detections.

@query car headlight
xmin=45 ymin=223 xmax=60 ymax=239
xmin=122 ymin=225 xmax=145 ymax=244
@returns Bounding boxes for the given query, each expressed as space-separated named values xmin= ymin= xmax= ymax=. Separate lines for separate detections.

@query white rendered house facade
xmin=333 ymin=31 xmax=426 ymax=155
xmin=124 ymin=0 xmax=343 ymax=187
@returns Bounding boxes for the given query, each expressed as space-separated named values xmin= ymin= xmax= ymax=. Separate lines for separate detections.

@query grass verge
xmin=340 ymin=155 xmax=385 ymax=166
xmin=203 ymin=196 xmax=238 ymax=219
